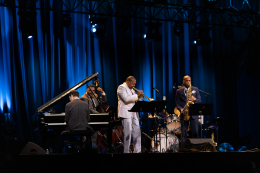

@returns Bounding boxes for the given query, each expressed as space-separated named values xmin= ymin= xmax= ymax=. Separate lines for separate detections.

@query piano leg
xmin=49 ymin=133 xmax=55 ymax=153
xmin=41 ymin=133 xmax=47 ymax=152
xmin=41 ymin=131 xmax=56 ymax=153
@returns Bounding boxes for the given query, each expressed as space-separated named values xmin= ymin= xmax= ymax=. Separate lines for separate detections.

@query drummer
xmin=159 ymin=111 xmax=181 ymax=135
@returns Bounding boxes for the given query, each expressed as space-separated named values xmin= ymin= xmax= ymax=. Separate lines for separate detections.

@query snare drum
xmin=166 ymin=114 xmax=181 ymax=133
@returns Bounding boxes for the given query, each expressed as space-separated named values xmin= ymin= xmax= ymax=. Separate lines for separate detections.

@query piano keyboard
xmin=45 ymin=122 xmax=109 ymax=125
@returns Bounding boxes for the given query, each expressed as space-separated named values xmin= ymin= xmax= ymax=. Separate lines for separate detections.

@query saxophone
xmin=183 ymin=85 xmax=194 ymax=121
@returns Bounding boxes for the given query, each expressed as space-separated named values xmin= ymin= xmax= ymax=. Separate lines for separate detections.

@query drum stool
xmin=61 ymin=130 xmax=94 ymax=153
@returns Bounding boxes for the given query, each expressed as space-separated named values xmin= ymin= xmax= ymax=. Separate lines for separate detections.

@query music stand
xmin=129 ymin=101 xmax=168 ymax=153
xmin=189 ymin=104 xmax=213 ymax=139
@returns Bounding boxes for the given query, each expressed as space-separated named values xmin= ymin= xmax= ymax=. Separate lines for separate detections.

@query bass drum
xmin=151 ymin=133 xmax=179 ymax=152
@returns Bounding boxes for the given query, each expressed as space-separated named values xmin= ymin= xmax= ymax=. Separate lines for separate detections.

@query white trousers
xmin=121 ymin=113 xmax=141 ymax=153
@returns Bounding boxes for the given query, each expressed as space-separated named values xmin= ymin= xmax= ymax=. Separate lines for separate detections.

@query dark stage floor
xmin=2 ymin=152 xmax=260 ymax=173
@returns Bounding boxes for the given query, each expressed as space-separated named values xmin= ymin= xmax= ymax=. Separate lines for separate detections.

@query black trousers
xmin=180 ymin=117 xmax=198 ymax=143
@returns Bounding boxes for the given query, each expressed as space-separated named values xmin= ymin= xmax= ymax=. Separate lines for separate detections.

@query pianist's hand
xmin=97 ymin=87 xmax=104 ymax=93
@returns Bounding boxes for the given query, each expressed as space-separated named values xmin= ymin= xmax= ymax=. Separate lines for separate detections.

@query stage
xmin=1 ymin=1 xmax=260 ymax=172
xmin=2 ymin=152 xmax=260 ymax=173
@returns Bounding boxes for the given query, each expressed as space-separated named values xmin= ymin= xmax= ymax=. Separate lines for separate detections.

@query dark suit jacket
xmin=65 ymin=99 xmax=90 ymax=131
xmin=175 ymin=86 xmax=201 ymax=120
xmin=80 ymin=93 xmax=107 ymax=114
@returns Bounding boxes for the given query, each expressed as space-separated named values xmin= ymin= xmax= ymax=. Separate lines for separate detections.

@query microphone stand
xmin=198 ymin=89 xmax=212 ymax=138
xmin=198 ymin=89 xmax=212 ymax=105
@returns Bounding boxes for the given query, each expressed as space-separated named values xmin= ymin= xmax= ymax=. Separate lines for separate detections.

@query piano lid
xmin=37 ymin=72 xmax=99 ymax=113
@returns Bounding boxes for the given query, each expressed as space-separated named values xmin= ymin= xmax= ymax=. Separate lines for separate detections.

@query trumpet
xmin=133 ymin=87 xmax=153 ymax=101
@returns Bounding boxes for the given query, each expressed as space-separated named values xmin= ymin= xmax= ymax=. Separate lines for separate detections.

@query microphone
xmin=153 ymin=87 xmax=159 ymax=92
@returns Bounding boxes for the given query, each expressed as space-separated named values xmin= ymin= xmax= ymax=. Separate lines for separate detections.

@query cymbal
xmin=208 ymin=117 xmax=226 ymax=124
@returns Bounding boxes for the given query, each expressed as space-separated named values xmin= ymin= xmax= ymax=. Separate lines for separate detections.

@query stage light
xmin=174 ymin=23 xmax=183 ymax=36
xmin=224 ymin=27 xmax=232 ymax=40
xmin=193 ymin=40 xmax=197 ymax=44
xmin=62 ymin=13 xmax=71 ymax=28
xmin=194 ymin=26 xmax=212 ymax=45
xmin=203 ymin=0 xmax=218 ymax=6
xmin=143 ymin=33 xmax=162 ymax=42
xmin=91 ymin=26 xmax=97 ymax=33
xmin=18 ymin=11 xmax=37 ymax=38
xmin=117 ymin=18 xmax=131 ymax=33
xmin=218 ymin=143 xmax=234 ymax=152
xmin=144 ymin=22 xmax=162 ymax=42
xmin=90 ymin=17 xmax=107 ymax=39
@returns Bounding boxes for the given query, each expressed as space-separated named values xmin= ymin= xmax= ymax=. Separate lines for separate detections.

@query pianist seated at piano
xmin=64 ymin=90 xmax=90 ymax=131
xmin=80 ymin=84 xmax=107 ymax=114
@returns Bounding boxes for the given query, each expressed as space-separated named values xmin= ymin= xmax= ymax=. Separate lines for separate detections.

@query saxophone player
xmin=175 ymin=75 xmax=201 ymax=143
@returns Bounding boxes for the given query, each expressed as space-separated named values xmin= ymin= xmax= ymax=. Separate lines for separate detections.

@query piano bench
xmin=61 ymin=130 xmax=94 ymax=153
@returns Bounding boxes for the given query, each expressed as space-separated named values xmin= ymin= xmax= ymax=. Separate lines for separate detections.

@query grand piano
xmin=36 ymin=72 xmax=115 ymax=153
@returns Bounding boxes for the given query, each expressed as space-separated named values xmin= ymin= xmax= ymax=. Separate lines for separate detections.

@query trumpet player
xmin=117 ymin=76 xmax=143 ymax=153
xmin=175 ymin=75 xmax=201 ymax=143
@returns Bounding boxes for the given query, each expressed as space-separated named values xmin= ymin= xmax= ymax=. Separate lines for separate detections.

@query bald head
xmin=183 ymin=75 xmax=191 ymax=80
xmin=126 ymin=76 xmax=136 ymax=82
xmin=183 ymin=75 xmax=191 ymax=88
xmin=126 ymin=76 xmax=136 ymax=89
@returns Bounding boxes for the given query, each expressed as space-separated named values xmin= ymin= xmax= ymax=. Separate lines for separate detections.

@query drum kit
xmin=150 ymin=113 xmax=181 ymax=153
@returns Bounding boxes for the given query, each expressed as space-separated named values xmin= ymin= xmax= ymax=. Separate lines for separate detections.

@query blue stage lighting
xmin=143 ymin=22 xmax=162 ymax=42
xmin=28 ymin=35 xmax=33 ymax=39
xmin=174 ymin=23 xmax=183 ymax=36
xmin=194 ymin=26 xmax=212 ymax=45
xmin=62 ymin=13 xmax=71 ymax=28
xmin=143 ymin=33 xmax=162 ymax=42
xmin=91 ymin=27 xmax=97 ymax=33
xmin=193 ymin=40 xmax=197 ymax=44
xmin=218 ymin=143 xmax=234 ymax=152
xmin=90 ymin=17 xmax=107 ymax=39
xmin=18 ymin=11 xmax=37 ymax=38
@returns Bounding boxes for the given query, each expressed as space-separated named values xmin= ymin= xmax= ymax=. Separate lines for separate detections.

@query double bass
xmin=94 ymin=77 xmax=109 ymax=113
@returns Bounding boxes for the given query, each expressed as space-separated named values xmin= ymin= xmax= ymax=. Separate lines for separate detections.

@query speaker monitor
xmin=186 ymin=138 xmax=214 ymax=146
xmin=180 ymin=138 xmax=216 ymax=152
xmin=20 ymin=142 xmax=46 ymax=155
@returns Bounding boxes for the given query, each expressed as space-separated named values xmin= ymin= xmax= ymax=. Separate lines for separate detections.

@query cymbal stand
xmin=159 ymin=115 xmax=161 ymax=153
xmin=139 ymin=108 xmax=143 ymax=153
xmin=153 ymin=108 xmax=161 ymax=153
xmin=216 ymin=122 xmax=219 ymax=146
xmin=199 ymin=111 xmax=203 ymax=138
xmin=165 ymin=117 xmax=167 ymax=152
